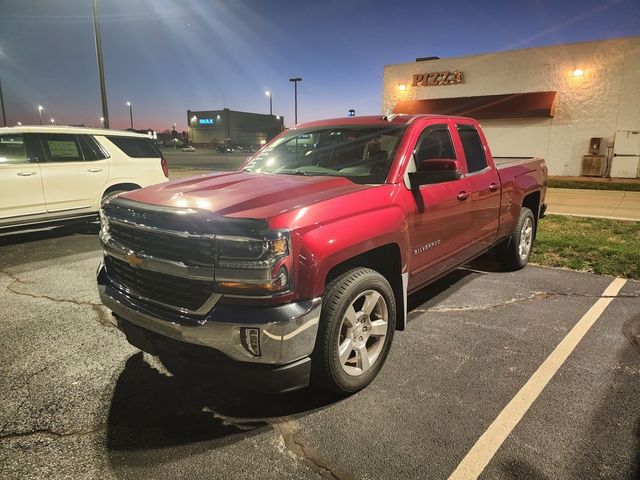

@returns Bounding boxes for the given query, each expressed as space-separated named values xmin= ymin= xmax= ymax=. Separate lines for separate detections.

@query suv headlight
xmin=215 ymin=230 xmax=293 ymax=296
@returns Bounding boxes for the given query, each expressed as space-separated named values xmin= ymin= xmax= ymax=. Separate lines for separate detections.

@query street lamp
xmin=126 ymin=101 xmax=133 ymax=130
xmin=265 ymin=91 xmax=272 ymax=115
xmin=50 ymin=118 xmax=55 ymax=125
xmin=17 ymin=121 xmax=22 ymax=126
xmin=289 ymin=77 xmax=302 ymax=125
xmin=37 ymin=105 xmax=44 ymax=125
xmin=100 ymin=117 xmax=105 ymax=128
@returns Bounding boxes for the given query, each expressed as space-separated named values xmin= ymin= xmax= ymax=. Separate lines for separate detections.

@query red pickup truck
xmin=97 ymin=115 xmax=547 ymax=394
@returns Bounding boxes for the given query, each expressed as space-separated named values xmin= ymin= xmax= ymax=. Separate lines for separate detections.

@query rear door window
xmin=107 ymin=136 xmax=160 ymax=158
xmin=39 ymin=134 xmax=83 ymax=162
xmin=78 ymin=135 xmax=109 ymax=161
xmin=0 ymin=134 xmax=29 ymax=164
xmin=457 ymin=124 xmax=487 ymax=173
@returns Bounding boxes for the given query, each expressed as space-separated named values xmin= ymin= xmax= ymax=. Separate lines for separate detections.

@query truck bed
xmin=493 ymin=156 xmax=541 ymax=169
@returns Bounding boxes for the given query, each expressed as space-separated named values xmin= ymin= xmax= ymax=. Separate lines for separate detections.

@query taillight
xmin=161 ymin=156 xmax=169 ymax=178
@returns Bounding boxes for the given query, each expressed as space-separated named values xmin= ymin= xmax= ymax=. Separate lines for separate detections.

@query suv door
xmin=0 ymin=133 xmax=46 ymax=226
xmin=407 ymin=122 xmax=474 ymax=287
xmin=36 ymin=133 xmax=109 ymax=215
xmin=456 ymin=123 xmax=501 ymax=253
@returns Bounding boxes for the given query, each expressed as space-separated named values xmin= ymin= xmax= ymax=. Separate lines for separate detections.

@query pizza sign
xmin=411 ymin=70 xmax=464 ymax=87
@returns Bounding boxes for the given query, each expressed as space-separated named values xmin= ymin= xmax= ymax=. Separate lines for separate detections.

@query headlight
xmin=215 ymin=230 xmax=293 ymax=296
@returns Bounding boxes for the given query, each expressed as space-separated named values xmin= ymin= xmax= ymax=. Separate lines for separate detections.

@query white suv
xmin=0 ymin=126 xmax=169 ymax=232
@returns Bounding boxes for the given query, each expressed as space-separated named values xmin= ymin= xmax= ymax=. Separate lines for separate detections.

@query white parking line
xmin=448 ymin=277 xmax=627 ymax=480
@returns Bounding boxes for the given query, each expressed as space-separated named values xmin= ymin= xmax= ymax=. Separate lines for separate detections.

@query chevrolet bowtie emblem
xmin=125 ymin=252 xmax=144 ymax=268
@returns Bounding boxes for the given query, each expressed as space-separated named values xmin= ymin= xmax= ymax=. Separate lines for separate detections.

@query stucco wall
xmin=383 ymin=37 xmax=640 ymax=176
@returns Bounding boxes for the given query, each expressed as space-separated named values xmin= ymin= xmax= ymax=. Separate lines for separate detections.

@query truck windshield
xmin=243 ymin=125 xmax=406 ymax=184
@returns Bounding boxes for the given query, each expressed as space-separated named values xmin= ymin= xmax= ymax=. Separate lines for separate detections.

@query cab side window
xmin=0 ymin=134 xmax=29 ymax=164
xmin=39 ymin=134 xmax=83 ymax=162
xmin=457 ymin=124 xmax=487 ymax=173
xmin=414 ymin=124 xmax=458 ymax=176
xmin=415 ymin=125 xmax=456 ymax=167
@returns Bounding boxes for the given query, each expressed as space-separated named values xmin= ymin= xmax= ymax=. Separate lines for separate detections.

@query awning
xmin=393 ymin=91 xmax=557 ymax=119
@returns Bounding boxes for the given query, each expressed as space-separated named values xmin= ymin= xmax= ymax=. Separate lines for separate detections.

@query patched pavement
xmin=1 ymin=225 xmax=638 ymax=479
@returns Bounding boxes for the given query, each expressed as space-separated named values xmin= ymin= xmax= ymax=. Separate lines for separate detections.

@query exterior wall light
xmin=398 ymin=84 xmax=407 ymax=91
xmin=572 ymin=69 xmax=584 ymax=77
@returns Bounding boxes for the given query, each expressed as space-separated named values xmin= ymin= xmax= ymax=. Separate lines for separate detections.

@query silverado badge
xmin=125 ymin=252 xmax=144 ymax=268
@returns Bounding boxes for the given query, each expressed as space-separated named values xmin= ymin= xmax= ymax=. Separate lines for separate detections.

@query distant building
xmin=187 ymin=108 xmax=285 ymax=147
xmin=383 ymin=37 xmax=640 ymax=177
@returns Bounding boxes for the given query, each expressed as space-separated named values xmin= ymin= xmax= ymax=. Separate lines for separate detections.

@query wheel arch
xmin=522 ymin=190 xmax=541 ymax=236
xmin=101 ymin=182 xmax=141 ymax=201
xmin=324 ymin=243 xmax=407 ymax=331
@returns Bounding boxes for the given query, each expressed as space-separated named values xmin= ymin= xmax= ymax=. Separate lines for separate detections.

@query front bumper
xmin=97 ymin=263 xmax=322 ymax=367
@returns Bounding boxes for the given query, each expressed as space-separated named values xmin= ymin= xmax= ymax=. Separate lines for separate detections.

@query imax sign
xmin=198 ymin=118 xmax=215 ymax=125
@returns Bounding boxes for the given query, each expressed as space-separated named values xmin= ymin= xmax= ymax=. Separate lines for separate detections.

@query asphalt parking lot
xmin=0 ymin=225 xmax=639 ymax=479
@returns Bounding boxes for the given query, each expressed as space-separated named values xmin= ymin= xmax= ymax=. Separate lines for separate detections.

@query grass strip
xmin=548 ymin=179 xmax=640 ymax=192
xmin=531 ymin=215 xmax=640 ymax=279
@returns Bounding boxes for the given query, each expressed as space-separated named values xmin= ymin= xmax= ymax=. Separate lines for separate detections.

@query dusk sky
xmin=1 ymin=0 xmax=638 ymax=131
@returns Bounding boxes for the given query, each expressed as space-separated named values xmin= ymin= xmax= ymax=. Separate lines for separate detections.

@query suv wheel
xmin=311 ymin=268 xmax=396 ymax=394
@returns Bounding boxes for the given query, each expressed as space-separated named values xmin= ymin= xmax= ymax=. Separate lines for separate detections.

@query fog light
xmin=240 ymin=327 xmax=261 ymax=357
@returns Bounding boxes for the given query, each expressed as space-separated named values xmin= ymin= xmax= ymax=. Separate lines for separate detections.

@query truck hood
xmin=123 ymin=171 xmax=372 ymax=219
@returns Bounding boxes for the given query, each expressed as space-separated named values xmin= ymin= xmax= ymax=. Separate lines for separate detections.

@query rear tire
xmin=311 ymin=268 xmax=396 ymax=394
xmin=498 ymin=207 xmax=536 ymax=270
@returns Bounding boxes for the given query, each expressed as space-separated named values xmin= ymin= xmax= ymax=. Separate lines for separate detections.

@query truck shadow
xmin=406 ymin=255 xmax=504 ymax=313
xmin=105 ymin=352 xmax=341 ymax=468
xmin=105 ymin=257 xmax=506 ymax=469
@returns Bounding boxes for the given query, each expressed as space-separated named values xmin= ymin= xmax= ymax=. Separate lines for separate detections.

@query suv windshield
xmin=244 ymin=125 xmax=406 ymax=184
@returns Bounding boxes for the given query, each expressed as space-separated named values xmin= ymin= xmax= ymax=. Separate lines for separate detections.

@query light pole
xmin=126 ymin=101 xmax=133 ymax=130
xmin=289 ymin=77 xmax=302 ymax=125
xmin=265 ymin=91 xmax=272 ymax=115
xmin=50 ymin=118 xmax=56 ymax=125
xmin=37 ymin=105 xmax=44 ymax=125
xmin=92 ymin=0 xmax=109 ymax=128
xmin=0 ymin=78 xmax=6 ymax=127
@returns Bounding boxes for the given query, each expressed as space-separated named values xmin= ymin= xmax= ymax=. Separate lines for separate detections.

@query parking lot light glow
xmin=37 ymin=105 xmax=43 ymax=125
xmin=126 ymin=101 xmax=133 ymax=129
xmin=50 ymin=118 xmax=55 ymax=125
xmin=265 ymin=90 xmax=272 ymax=115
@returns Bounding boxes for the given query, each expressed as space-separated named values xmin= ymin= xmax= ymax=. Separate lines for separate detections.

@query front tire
xmin=311 ymin=268 xmax=396 ymax=394
xmin=498 ymin=207 xmax=536 ymax=270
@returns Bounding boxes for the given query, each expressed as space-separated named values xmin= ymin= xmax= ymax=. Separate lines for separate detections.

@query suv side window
xmin=78 ymin=135 xmax=109 ymax=161
xmin=107 ymin=136 xmax=160 ymax=158
xmin=457 ymin=124 xmax=487 ymax=173
xmin=39 ymin=134 xmax=83 ymax=162
xmin=0 ymin=134 xmax=29 ymax=164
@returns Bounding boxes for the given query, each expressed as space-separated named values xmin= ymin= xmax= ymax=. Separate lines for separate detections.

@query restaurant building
xmin=383 ymin=37 xmax=640 ymax=177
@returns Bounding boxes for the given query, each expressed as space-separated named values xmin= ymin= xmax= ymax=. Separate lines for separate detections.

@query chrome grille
xmin=108 ymin=221 xmax=215 ymax=267
xmin=105 ymin=256 xmax=215 ymax=313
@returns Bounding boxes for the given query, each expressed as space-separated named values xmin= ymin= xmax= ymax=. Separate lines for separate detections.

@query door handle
xmin=457 ymin=191 xmax=470 ymax=201
xmin=489 ymin=183 xmax=499 ymax=192
xmin=87 ymin=168 xmax=103 ymax=173
xmin=17 ymin=171 xmax=36 ymax=176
